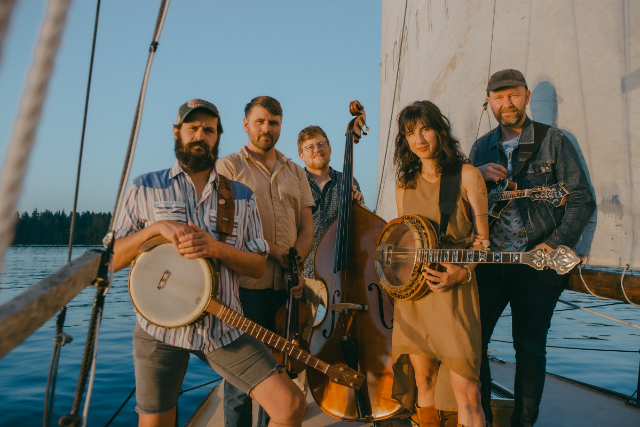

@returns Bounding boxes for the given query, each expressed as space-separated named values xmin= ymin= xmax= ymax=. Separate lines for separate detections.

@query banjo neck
xmin=417 ymin=248 xmax=526 ymax=264
xmin=415 ymin=245 xmax=580 ymax=274
xmin=206 ymin=299 xmax=365 ymax=390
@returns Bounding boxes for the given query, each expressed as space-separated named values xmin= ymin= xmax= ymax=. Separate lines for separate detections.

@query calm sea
xmin=1 ymin=246 xmax=639 ymax=426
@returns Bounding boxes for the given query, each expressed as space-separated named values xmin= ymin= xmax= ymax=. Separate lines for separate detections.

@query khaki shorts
xmin=132 ymin=324 xmax=279 ymax=415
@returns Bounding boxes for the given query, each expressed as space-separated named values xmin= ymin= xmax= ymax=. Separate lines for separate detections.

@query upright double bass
xmin=308 ymin=101 xmax=408 ymax=422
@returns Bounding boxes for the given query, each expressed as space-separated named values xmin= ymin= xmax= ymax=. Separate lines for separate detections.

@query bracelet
xmin=461 ymin=265 xmax=472 ymax=283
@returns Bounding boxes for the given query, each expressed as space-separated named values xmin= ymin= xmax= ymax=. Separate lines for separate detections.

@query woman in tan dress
xmin=391 ymin=101 xmax=490 ymax=427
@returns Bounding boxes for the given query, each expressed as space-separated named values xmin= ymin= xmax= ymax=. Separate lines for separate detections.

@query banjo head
xmin=129 ymin=243 xmax=217 ymax=328
xmin=375 ymin=215 xmax=437 ymax=300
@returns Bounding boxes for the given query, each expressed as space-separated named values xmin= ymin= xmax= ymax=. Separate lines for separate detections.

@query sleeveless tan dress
xmin=391 ymin=177 xmax=482 ymax=412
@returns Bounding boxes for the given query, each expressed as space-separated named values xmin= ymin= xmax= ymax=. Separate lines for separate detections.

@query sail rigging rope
xmin=43 ymin=3 xmax=102 ymax=426
xmin=577 ymin=264 xmax=640 ymax=307
xmin=0 ymin=0 xmax=72 ymax=274
xmin=108 ymin=0 xmax=171 ymax=231
xmin=556 ymin=298 xmax=640 ymax=330
xmin=0 ymin=0 xmax=17 ymax=66
xmin=375 ymin=0 xmax=408 ymax=213
xmin=490 ymin=339 xmax=638 ymax=353
xmin=473 ymin=0 xmax=496 ymax=141
xmin=103 ymin=378 xmax=222 ymax=426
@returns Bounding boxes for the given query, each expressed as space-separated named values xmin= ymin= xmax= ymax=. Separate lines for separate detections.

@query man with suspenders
xmin=110 ymin=99 xmax=305 ymax=427
xmin=469 ymin=70 xmax=595 ymax=426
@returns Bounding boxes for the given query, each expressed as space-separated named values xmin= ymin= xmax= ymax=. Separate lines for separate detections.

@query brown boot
xmin=415 ymin=405 xmax=441 ymax=427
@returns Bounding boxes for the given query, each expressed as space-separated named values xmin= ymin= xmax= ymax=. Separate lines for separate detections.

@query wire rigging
xmin=375 ymin=0 xmax=408 ymax=213
xmin=59 ymin=2 xmax=172 ymax=426
xmin=43 ymin=3 xmax=102 ymax=426
xmin=108 ymin=0 xmax=171 ymax=231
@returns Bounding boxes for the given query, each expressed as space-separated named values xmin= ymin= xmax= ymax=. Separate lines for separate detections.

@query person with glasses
xmin=296 ymin=125 xmax=366 ymax=343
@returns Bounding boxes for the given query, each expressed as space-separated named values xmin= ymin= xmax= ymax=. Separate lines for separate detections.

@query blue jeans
xmin=224 ymin=287 xmax=288 ymax=427
xmin=476 ymin=264 xmax=564 ymax=427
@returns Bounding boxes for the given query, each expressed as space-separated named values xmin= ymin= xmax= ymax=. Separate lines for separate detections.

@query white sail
xmin=378 ymin=0 xmax=639 ymax=270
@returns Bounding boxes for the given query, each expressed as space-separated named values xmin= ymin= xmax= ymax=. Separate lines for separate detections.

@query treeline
xmin=13 ymin=209 xmax=111 ymax=245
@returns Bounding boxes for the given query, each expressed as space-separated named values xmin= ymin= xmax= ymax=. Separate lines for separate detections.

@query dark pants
xmin=224 ymin=287 xmax=288 ymax=427
xmin=476 ymin=264 xmax=564 ymax=427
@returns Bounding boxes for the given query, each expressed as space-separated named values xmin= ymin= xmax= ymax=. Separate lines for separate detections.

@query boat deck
xmin=186 ymin=360 xmax=640 ymax=427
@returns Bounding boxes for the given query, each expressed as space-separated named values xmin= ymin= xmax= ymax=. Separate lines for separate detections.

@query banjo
xmin=128 ymin=236 xmax=364 ymax=390
xmin=374 ymin=214 xmax=581 ymax=301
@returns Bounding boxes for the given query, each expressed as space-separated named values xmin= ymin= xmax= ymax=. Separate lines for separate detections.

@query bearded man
xmin=216 ymin=96 xmax=315 ymax=427
xmin=469 ymin=70 xmax=595 ymax=426
xmin=110 ymin=99 xmax=305 ymax=427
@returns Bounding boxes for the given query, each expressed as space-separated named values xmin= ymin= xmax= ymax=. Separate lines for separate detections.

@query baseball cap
xmin=176 ymin=99 xmax=220 ymax=124
xmin=486 ymin=69 xmax=528 ymax=92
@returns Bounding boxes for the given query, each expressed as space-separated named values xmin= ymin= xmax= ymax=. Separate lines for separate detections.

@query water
xmin=1 ymin=247 xmax=639 ymax=426
xmin=0 ymin=247 xmax=219 ymax=426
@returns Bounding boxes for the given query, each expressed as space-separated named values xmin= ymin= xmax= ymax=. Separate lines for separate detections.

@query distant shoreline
xmin=10 ymin=244 xmax=103 ymax=247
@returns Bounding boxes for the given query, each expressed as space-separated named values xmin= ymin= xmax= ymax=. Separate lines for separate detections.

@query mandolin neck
xmin=489 ymin=188 xmax=534 ymax=202
xmin=208 ymin=299 xmax=329 ymax=373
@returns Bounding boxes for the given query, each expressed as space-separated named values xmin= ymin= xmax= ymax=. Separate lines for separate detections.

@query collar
xmin=304 ymin=166 xmax=335 ymax=180
xmin=240 ymin=145 xmax=290 ymax=165
xmin=170 ymin=160 xmax=219 ymax=188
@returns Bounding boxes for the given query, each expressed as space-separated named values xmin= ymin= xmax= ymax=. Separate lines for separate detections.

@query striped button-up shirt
xmin=111 ymin=160 xmax=269 ymax=351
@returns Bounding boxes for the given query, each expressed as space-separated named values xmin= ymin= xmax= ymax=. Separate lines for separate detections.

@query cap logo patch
xmin=188 ymin=99 xmax=207 ymax=108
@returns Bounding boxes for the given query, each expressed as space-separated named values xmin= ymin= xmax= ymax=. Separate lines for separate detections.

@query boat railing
xmin=0 ymin=249 xmax=108 ymax=360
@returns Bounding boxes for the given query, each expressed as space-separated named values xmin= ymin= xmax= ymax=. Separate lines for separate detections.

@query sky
xmin=0 ymin=1 xmax=382 ymax=215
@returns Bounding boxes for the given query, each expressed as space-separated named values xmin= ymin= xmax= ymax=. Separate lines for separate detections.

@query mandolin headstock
xmin=531 ymin=182 xmax=570 ymax=207
xmin=326 ymin=363 xmax=366 ymax=390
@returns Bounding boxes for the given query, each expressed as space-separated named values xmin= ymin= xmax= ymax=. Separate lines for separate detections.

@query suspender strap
xmin=216 ymin=174 xmax=235 ymax=244
xmin=511 ymin=121 xmax=550 ymax=177
xmin=438 ymin=168 xmax=462 ymax=247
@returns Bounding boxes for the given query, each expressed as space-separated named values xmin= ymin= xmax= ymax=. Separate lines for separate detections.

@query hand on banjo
xmin=155 ymin=220 xmax=197 ymax=250
xmin=177 ymin=221 xmax=221 ymax=259
xmin=422 ymin=263 xmax=467 ymax=293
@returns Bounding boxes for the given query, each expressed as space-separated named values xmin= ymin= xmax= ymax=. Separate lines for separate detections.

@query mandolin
xmin=489 ymin=179 xmax=569 ymax=224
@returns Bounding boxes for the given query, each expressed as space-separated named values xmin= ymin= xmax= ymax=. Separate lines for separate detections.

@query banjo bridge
xmin=157 ymin=269 xmax=171 ymax=290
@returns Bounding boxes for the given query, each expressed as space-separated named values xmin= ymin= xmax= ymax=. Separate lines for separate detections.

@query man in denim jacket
xmin=469 ymin=69 xmax=595 ymax=427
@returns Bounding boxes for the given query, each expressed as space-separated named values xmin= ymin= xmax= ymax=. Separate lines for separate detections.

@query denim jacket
xmin=469 ymin=117 xmax=595 ymax=250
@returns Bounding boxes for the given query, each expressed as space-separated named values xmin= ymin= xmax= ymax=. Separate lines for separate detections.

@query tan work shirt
xmin=216 ymin=146 xmax=315 ymax=290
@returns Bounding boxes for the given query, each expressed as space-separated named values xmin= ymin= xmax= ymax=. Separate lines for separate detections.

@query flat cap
xmin=486 ymin=69 xmax=527 ymax=92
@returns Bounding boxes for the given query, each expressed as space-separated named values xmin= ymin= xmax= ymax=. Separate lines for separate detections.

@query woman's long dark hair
xmin=393 ymin=100 xmax=468 ymax=189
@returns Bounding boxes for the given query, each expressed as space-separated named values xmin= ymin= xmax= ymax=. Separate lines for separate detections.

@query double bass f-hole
xmin=368 ymin=283 xmax=394 ymax=330
xmin=322 ymin=289 xmax=342 ymax=339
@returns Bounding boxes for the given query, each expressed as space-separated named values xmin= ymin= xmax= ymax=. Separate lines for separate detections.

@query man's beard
xmin=494 ymin=105 xmax=526 ymax=127
xmin=174 ymin=134 xmax=218 ymax=173
xmin=308 ymin=153 xmax=329 ymax=169
xmin=250 ymin=132 xmax=277 ymax=152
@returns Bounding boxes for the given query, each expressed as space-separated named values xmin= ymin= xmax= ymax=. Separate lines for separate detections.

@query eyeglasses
xmin=301 ymin=141 xmax=328 ymax=153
